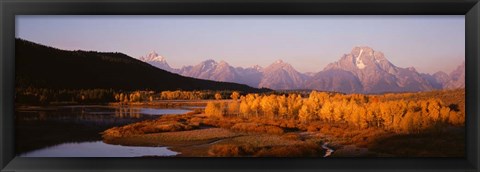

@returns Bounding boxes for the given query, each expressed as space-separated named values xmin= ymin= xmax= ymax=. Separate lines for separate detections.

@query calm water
xmin=15 ymin=105 xmax=191 ymax=157
xmin=182 ymin=106 xmax=206 ymax=109
xmin=20 ymin=141 xmax=178 ymax=157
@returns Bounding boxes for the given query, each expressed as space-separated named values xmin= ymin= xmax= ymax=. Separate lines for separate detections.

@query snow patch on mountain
xmin=307 ymin=46 xmax=437 ymax=93
xmin=355 ymin=49 xmax=366 ymax=69
xmin=139 ymin=51 xmax=176 ymax=73
xmin=138 ymin=48 xmax=463 ymax=93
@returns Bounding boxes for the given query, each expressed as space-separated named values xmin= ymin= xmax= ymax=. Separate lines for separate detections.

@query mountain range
xmin=15 ymin=39 xmax=270 ymax=93
xmin=140 ymin=47 xmax=465 ymax=93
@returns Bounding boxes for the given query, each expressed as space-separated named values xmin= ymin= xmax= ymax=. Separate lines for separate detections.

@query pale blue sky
xmin=16 ymin=15 xmax=464 ymax=74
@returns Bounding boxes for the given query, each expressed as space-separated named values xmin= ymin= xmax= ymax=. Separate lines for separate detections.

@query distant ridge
xmin=15 ymin=38 xmax=271 ymax=93
xmin=306 ymin=46 xmax=435 ymax=93
xmin=140 ymin=47 xmax=465 ymax=93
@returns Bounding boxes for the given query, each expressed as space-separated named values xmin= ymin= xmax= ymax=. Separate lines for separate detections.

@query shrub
xmin=230 ymin=123 xmax=285 ymax=135
xmin=255 ymin=143 xmax=322 ymax=157
xmin=205 ymin=102 xmax=225 ymax=118
xmin=208 ymin=144 xmax=241 ymax=157
xmin=102 ymin=118 xmax=197 ymax=138
xmin=282 ymin=133 xmax=302 ymax=141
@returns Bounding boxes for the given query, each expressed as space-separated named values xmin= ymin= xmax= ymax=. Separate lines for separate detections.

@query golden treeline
xmin=160 ymin=91 xmax=210 ymax=100
xmin=205 ymin=91 xmax=464 ymax=134
xmin=114 ymin=90 xmax=232 ymax=102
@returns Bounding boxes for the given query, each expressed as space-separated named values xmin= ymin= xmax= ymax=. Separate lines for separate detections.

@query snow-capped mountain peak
xmin=138 ymin=51 xmax=175 ymax=72
xmin=407 ymin=67 xmax=417 ymax=72
xmin=352 ymin=46 xmax=375 ymax=56
xmin=311 ymin=46 xmax=435 ymax=93
xmin=268 ymin=60 xmax=295 ymax=71
xmin=140 ymin=51 xmax=166 ymax=63
xmin=136 ymin=46 xmax=463 ymax=93
xmin=350 ymin=46 xmax=390 ymax=68
xmin=259 ymin=60 xmax=307 ymax=90
xmin=355 ymin=48 xmax=366 ymax=69
xmin=219 ymin=60 xmax=229 ymax=66
xmin=152 ymin=55 xmax=166 ymax=62
xmin=252 ymin=65 xmax=263 ymax=71
xmin=200 ymin=59 xmax=218 ymax=69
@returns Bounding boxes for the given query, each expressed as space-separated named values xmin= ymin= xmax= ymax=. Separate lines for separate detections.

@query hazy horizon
xmin=16 ymin=15 xmax=465 ymax=74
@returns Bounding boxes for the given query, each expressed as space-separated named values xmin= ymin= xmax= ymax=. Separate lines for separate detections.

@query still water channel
xmin=16 ymin=105 xmax=192 ymax=157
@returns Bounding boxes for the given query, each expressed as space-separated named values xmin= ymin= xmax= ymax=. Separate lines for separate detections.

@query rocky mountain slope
xmin=140 ymin=47 xmax=464 ymax=93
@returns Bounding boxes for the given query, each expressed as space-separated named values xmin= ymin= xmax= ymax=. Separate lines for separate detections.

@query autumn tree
xmin=261 ymin=95 xmax=279 ymax=119
xmin=287 ymin=94 xmax=303 ymax=120
xmin=400 ymin=111 xmax=415 ymax=133
xmin=227 ymin=100 xmax=240 ymax=116
xmin=427 ymin=98 xmax=442 ymax=121
xmin=215 ymin=93 xmax=223 ymax=100
xmin=205 ymin=102 xmax=224 ymax=118
xmin=210 ymin=89 xmax=464 ymax=134
xmin=251 ymin=96 xmax=261 ymax=117
xmin=230 ymin=91 xmax=240 ymax=100
xmin=277 ymin=95 xmax=288 ymax=119
xmin=239 ymin=97 xmax=251 ymax=118
xmin=320 ymin=101 xmax=334 ymax=122
xmin=349 ymin=103 xmax=366 ymax=129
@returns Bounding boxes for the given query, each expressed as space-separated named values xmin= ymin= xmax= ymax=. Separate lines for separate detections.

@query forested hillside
xmin=15 ymin=39 xmax=270 ymax=93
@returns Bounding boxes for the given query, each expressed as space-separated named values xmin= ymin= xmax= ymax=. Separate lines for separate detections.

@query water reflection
xmin=17 ymin=106 xmax=191 ymax=125
xmin=110 ymin=107 xmax=191 ymax=117
xmin=139 ymin=108 xmax=191 ymax=115
xmin=114 ymin=107 xmax=142 ymax=118
xmin=15 ymin=105 xmax=191 ymax=155
xmin=182 ymin=106 xmax=206 ymax=109
xmin=20 ymin=141 xmax=178 ymax=157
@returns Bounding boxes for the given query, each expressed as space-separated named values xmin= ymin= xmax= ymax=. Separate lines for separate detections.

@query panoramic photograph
xmin=15 ymin=15 xmax=465 ymax=157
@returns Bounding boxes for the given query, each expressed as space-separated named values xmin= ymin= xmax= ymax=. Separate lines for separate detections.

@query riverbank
xmin=104 ymin=127 xmax=334 ymax=157
xmin=15 ymin=99 xmax=226 ymax=110
xmin=102 ymin=110 xmax=465 ymax=157
xmin=101 ymin=95 xmax=465 ymax=157
xmin=108 ymin=99 xmax=230 ymax=108
xmin=102 ymin=112 xmax=337 ymax=157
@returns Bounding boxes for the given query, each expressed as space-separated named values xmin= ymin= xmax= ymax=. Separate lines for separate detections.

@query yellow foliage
xmin=213 ymin=89 xmax=464 ymax=134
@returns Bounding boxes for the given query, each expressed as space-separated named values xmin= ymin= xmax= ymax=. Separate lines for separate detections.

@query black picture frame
xmin=1 ymin=0 xmax=479 ymax=171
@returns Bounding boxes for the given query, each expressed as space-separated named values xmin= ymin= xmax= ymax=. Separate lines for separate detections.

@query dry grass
xmin=206 ymin=134 xmax=324 ymax=157
xmin=101 ymin=91 xmax=465 ymax=157
xmin=220 ymin=134 xmax=304 ymax=148
xmin=281 ymin=133 xmax=303 ymax=141
xmin=331 ymin=145 xmax=374 ymax=157
xmin=105 ymin=128 xmax=241 ymax=147
xmin=103 ymin=114 xmax=464 ymax=157
xmin=102 ymin=113 xmax=201 ymax=138
xmin=366 ymin=127 xmax=465 ymax=157
xmin=208 ymin=144 xmax=257 ymax=157
xmin=230 ymin=122 xmax=284 ymax=135
xmin=102 ymin=121 xmax=195 ymax=138
xmin=101 ymin=113 xmax=390 ymax=157
xmin=201 ymin=118 xmax=237 ymax=129
xmin=255 ymin=142 xmax=323 ymax=157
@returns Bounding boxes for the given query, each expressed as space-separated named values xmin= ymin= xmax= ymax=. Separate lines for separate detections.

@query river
xmin=15 ymin=105 xmax=192 ymax=157
xmin=322 ymin=142 xmax=335 ymax=157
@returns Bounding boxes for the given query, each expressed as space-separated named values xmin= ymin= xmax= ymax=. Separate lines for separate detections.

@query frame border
xmin=1 ymin=0 xmax=479 ymax=171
